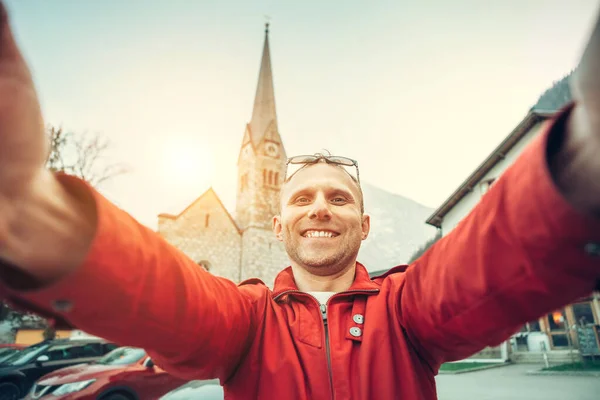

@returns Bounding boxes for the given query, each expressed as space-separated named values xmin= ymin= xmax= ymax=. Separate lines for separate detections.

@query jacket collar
xmin=272 ymin=262 xmax=380 ymax=299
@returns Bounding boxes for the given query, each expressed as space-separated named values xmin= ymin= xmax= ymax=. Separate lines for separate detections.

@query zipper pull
xmin=320 ymin=303 xmax=327 ymax=321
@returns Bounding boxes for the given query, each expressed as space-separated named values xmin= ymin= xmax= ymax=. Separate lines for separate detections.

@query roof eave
xmin=425 ymin=111 xmax=549 ymax=228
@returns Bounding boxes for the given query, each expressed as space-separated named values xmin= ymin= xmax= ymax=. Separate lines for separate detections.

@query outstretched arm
xmin=395 ymin=9 xmax=600 ymax=368
xmin=0 ymin=3 xmax=257 ymax=381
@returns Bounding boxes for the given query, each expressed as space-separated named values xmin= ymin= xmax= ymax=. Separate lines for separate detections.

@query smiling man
xmin=1 ymin=2 xmax=600 ymax=400
xmin=275 ymin=156 xmax=369 ymax=293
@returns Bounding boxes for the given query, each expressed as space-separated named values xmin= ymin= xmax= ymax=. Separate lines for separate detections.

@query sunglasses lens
xmin=336 ymin=163 xmax=360 ymax=182
xmin=288 ymin=155 xmax=318 ymax=164
xmin=327 ymin=156 xmax=355 ymax=166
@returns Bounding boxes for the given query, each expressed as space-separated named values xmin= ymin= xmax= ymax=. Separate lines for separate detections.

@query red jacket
xmin=1 ymin=106 xmax=599 ymax=399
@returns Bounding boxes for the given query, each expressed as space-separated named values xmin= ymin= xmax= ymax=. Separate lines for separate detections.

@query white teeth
xmin=304 ymin=231 xmax=336 ymax=238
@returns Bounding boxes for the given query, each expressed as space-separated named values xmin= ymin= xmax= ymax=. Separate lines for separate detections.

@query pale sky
xmin=5 ymin=0 xmax=598 ymax=229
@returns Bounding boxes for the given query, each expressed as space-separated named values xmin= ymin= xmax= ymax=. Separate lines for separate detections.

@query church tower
xmin=236 ymin=23 xmax=287 ymax=231
xmin=236 ymin=24 xmax=289 ymax=284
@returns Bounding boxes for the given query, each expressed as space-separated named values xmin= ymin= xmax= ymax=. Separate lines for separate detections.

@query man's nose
xmin=308 ymin=196 xmax=332 ymax=220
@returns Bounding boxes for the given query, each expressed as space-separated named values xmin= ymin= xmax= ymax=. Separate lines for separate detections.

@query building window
xmin=548 ymin=310 xmax=567 ymax=331
xmin=274 ymin=172 xmax=279 ymax=186
xmin=547 ymin=309 xmax=571 ymax=349
xmin=573 ymin=302 xmax=596 ymax=326
xmin=528 ymin=320 xmax=541 ymax=331
xmin=263 ymin=169 xmax=267 ymax=186
xmin=519 ymin=320 xmax=542 ymax=333
xmin=205 ymin=214 xmax=210 ymax=228
xmin=268 ymin=170 xmax=273 ymax=185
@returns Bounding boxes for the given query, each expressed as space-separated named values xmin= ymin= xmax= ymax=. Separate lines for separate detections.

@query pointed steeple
xmin=249 ymin=23 xmax=278 ymax=147
xmin=236 ymin=22 xmax=287 ymax=232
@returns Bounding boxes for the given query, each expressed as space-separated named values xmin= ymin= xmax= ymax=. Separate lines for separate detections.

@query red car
xmin=25 ymin=347 xmax=187 ymax=400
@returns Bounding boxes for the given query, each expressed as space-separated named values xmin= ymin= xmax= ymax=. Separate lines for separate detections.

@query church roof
xmin=248 ymin=23 xmax=279 ymax=148
xmin=158 ymin=187 xmax=241 ymax=234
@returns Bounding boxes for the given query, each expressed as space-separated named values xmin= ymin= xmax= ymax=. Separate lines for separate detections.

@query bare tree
xmin=45 ymin=126 xmax=128 ymax=187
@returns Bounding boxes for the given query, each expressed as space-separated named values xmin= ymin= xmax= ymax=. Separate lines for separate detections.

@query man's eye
xmin=332 ymin=197 xmax=347 ymax=204
xmin=296 ymin=197 xmax=310 ymax=204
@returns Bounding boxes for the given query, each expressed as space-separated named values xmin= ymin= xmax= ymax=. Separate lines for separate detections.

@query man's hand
xmin=553 ymin=8 xmax=600 ymax=216
xmin=0 ymin=3 xmax=47 ymax=197
xmin=0 ymin=2 xmax=96 ymax=285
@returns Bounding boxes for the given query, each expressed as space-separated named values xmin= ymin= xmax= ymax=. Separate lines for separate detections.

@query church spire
xmin=249 ymin=23 xmax=278 ymax=147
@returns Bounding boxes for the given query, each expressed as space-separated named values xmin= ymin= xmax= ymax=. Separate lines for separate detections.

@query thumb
xmin=574 ymin=8 xmax=600 ymax=90
xmin=0 ymin=1 xmax=29 ymax=73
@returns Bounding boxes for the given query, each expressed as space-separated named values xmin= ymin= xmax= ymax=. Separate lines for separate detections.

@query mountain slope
xmin=357 ymin=183 xmax=438 ymax=273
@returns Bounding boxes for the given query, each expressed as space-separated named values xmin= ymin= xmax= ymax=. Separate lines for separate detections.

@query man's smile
xmin=301 ymin=230 xmax=340 ymax=238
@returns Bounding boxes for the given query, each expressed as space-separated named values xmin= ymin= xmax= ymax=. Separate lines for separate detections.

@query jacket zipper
xmin=273 ymin=289 xmax=380 ymax=400
xmin=320 ymin=302 xmax=334 ymax=400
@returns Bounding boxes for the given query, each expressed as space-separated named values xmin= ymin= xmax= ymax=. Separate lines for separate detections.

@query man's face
xmin=273 ymin=163 xmax=370 ymax=275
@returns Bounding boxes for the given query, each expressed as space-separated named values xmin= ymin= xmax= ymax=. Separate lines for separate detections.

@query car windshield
xmin=0 ymin=348 xmax=21 ymax=362
xmin=1 ymin=343 xmax=49 ymax=366
xmin=96 ymin=347 xmax=145 ymax=365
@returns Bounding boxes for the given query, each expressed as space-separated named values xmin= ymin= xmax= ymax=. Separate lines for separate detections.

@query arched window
xmin=268 ymin=170 xmax=273 ymax=185
xmin=205 ymin=214 xmax=210 ymax=228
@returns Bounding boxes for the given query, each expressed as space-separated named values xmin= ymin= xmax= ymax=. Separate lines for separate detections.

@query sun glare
xmin=160 ymin=141 xmax=216 ymax=189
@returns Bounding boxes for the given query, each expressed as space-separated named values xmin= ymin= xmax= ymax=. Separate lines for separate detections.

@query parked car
xmin=159 ymin=380 xmax=223 ymax=400
xmin=0 ymin=338 xmax=117 ymax=399
xmin=0 ymin=344 xmax=26 ymax=365
xmin=26 ymin=346 xmax=187 ymax=399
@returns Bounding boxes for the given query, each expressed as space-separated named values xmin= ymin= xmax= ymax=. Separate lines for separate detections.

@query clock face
xmin=265 ymin=143 xmax=279 ymax=157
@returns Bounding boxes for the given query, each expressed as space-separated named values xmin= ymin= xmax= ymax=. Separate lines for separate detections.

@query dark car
xmin=26 ymin=346 xmax=187 ymax=399
xmin=0 ymin=338 xmax=117 ymax=399
xmin=159 ymin=380 xmax=223 ymax=400
xmin=0 ymin=345 xmax=26 ymax=365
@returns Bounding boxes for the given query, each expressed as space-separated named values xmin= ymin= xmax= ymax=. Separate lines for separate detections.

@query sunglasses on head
xmin=285 ymin=154 xmax=360 ymax=183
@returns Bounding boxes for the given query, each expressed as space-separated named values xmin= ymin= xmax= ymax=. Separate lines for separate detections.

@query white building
xmin=426 ymin=74 xmax=600 ymax=364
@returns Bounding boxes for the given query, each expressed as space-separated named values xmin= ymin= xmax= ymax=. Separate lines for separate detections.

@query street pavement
xmin=435 ymin=364 xmax=600 ymax=400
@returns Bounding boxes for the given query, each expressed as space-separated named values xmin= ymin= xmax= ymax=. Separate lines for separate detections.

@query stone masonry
xmin=240 ymin=227 xmax=289 ymax=287
xmin=158 ymin=188 xmax=242 ymax=282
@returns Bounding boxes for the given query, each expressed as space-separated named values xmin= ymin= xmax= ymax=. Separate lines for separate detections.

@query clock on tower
xmin=265 ymin=143 xmax=279 ymax=157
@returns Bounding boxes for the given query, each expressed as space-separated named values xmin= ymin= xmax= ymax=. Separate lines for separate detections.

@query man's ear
xmin=272 ymin=215 xmax=283 ymax=241
xmin=361 ymin=214 xmax=371 ymax=240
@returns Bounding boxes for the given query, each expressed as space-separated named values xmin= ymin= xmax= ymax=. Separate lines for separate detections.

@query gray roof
xmin=532 ymin=73 xmax=573 ymax=113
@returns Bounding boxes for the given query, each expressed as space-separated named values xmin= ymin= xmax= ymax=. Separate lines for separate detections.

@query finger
xmin=574 ymin=7 xmax=600 ymax=89
xmin=581 ymin=7 xmax=600 ymax=61
xmin=0 ymin=1 xmax=24 ymax=63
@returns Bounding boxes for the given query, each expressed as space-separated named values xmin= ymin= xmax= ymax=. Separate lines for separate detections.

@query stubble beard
xmin=283 ymin=235 xmax=360 ymax=275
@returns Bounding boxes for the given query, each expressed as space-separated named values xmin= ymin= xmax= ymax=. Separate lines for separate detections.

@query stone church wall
xmin=158 ymin=191 xmax=242 ymax=283
xmin=241 ymin=227 xmax=290 ymax=287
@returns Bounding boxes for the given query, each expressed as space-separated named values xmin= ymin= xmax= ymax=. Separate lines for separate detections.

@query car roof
xmin=48 ymin=338 xmax=109 ymax=344
xmin=23 ymin=338 xmax=111 ymax=348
